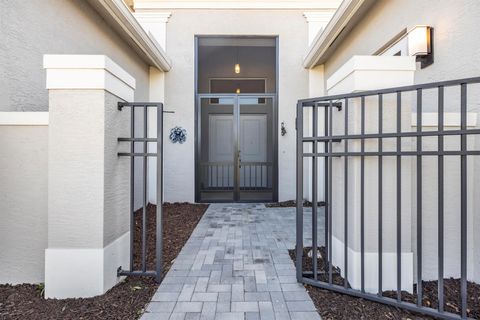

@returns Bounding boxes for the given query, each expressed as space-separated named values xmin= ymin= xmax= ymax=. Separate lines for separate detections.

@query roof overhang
xmin=303 ymin=0 xmax=375 ymax=69
xmin=87 ymin=0 xmax=171 ymax=71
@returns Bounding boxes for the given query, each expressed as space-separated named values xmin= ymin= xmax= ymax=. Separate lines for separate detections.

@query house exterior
xmin=0 ymin=0 xmax=479 ymax=302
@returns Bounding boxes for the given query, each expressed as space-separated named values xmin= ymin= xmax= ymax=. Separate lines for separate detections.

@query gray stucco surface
xmin=0 ymin=0 xmax=150 ymax=112
xmin=0 ymin=125 xmax=48 ymax=284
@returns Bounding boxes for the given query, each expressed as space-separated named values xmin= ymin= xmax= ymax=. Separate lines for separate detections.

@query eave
xmin=88 ymin=0 xmax=172 ymax=72
xmin=303 ymin=0 xmax=375 ymax=69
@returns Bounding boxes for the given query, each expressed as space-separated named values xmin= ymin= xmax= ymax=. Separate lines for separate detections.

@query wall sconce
xmin=408 ymin=25 xmax=433 ymax=68
xmin=281 ymin=122 xmax=287 ymax=136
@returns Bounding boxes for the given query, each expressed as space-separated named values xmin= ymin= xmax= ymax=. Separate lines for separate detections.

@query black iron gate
xmin=116 ymin=102 xmax=166 ymax=283
xmin=296 ymin=77 xmax=480 ymax=319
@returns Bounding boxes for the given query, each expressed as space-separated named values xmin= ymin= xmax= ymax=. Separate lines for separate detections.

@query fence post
xmin=296 ymin=102 xmax=304 ymax=282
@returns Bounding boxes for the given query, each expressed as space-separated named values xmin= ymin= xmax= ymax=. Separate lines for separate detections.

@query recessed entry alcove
xmin=195 ymin=36 xmax=278 ymax=202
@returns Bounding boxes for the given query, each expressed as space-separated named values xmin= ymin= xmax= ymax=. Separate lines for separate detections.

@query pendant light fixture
xmin=234 ymin=46 xmax=240 ymax=74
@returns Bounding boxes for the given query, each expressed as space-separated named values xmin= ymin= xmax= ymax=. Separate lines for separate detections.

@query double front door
xmin=196 ymin=94 xmax=276 ymax=202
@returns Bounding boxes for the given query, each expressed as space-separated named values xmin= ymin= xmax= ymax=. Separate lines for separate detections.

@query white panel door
xmin=208 ymin=114 xmax=234 ymax=187
xmin=239 ymin=114 xmax=267 ymax=187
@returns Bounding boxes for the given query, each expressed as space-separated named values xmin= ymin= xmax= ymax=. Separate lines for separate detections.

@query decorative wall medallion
xmin=281 ymin=122 xmax=287 ymax=136
xmin=169 ymin=126 xmax=187 ymax=144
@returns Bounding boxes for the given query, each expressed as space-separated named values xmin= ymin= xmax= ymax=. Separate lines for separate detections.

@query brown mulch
xmin=290 ymin=247 xmax=480 ymax=320
xmin=265 ymin=200 xmax=326 ymax=208
xmin=0 ymin=202 xmax=208 ymax=320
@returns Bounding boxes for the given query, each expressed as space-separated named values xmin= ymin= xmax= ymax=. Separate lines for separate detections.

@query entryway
xmin=195 ymin=36 xmax=278 ymax=202
xmin=197 ymin=94 xmax=276 ymax=202
xmin=141 ymin=203 xmax=321 ymax=320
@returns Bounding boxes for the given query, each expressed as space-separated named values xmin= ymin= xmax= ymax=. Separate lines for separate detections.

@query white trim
xmin=87 ymin=0 xmax=171 ymax=71
xmin=44 ymin=55 xmax=136 ymax=88
xmin=44 ymin=55 xmax=136 ymax=102
xmin=326 ymin=55 xmax=416 ymax=91
xmin=133 ymin=0 xmax=341 ymax=10
xmin=133 ymin=11 xmax=171 ymax=49
xmin=326 ymin=55 xmax=416 ymax=95
xmin=332 ymin=235 xmax=414 ymax=293
xmin=0 ymin=112 xmax=49 ymax=126
xmin=303 ymin=0 xmax=369 ymax=68
xmin=45 ymin=232 xmax=130 ymax=299
xmin=134 ymin=11 xmax=172 ymax=23
xmin=303 ymin=10 xmax=337 ymax=45
xmin=411 ymin=113 xmax=478 ymax=127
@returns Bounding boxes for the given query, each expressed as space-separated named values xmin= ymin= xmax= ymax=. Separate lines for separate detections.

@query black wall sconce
xmin=408 ymin=25 xmax=433 ymax=69
xmin=281 ymin=122 xmax=287 ymax=136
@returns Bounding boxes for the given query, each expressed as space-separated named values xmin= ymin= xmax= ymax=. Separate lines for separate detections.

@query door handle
xmin=238 ymin=150 xmax=241 ymax=168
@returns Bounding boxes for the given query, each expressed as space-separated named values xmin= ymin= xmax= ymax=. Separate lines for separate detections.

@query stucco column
xmin=43 ymin=55 xmax=134 ymax=298
xmin=326 ymin=55 xmax=416 ymax=293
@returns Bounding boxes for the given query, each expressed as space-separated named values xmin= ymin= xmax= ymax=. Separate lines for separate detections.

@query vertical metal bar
xmin=328 ymin=100 xmax=333 ymax=285
xmin=234 ymin=96 xmax=240 ymax=201
xmin=250 ymin=165 xmax=252 ymax=188
xmin=216 ymin=164 xmax=219 ymax=187
xmin=344 ymin=98 xmax=349 ymax=289
xmin=438 ymin=86 xmax=445 ymax=313
xmin=396 ymin=92 xmax=402 ymax=301
xmin=324 ymin=106 xmax=329 ymax=269
xmin=261 ymin=165 xmax=263 ymax=188
xmin=416 ymin=89 xmax=423 ymax=307
xmin=296 ymin=102 xmax=304 ymax=282
xmin=360 ymin=96 xmax=365 ymax=293
xmin=130 ymin=106 xmax=135 ymax=271
xmin=142 ymin=106 xmax=148 ymax=273
xmin=156 ymin=104 xmax=164 ymax=283
xmin=312 ymin=105 xmax=318 ymax=280
xmin=378 ymin=94 xmax=383 ymax=296
xmin=460 ymin=83 xmax=467 ymax=319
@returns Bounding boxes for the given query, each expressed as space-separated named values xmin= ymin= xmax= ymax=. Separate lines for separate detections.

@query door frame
xmin=195 ymin=93 xmax=278 ymax=202
xmin=194 ymin=35 xmax=279 ymax=203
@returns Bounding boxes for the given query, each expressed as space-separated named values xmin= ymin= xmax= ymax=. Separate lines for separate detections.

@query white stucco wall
xmin=163 ymin=9 xmax=309 ymax=202
xmin=0 ymin=120 xmax=48 ymax=284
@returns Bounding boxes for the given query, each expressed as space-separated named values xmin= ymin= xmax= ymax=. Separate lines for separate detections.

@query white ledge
xmin=327 ymin=55 xmax=416 ymax=95
xmin=0 ymin=112 xmax=49 ymax=126
xmin=412 ymin=113 xmax=478 ymax=127
xmin=44 ymin=55 xmax=135 ymax=101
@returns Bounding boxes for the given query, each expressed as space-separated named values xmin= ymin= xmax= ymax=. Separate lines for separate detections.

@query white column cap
xmin=43 ymin=55 xmax=136 ymax=101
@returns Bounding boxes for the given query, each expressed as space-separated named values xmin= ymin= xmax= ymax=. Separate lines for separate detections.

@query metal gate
xmin=116 ymin=102 xmax=166 ymax=283
xmin=296 ymin=77 xmax=480 ymax=319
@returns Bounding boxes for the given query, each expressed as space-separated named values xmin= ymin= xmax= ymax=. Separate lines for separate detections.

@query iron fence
xmin=296 ymin=77 xmax=480 ymax=319
xmin=116 ymin=102 xmax=166 ymax=283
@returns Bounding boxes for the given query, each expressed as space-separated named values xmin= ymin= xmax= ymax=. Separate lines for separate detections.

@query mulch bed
xmin=289 ymin=247 xmax=480 ymax=320
xmin=265 ymin=200 xmax=326 ymax=208
xmin=0 ymin=203 xmax=208 ymax=320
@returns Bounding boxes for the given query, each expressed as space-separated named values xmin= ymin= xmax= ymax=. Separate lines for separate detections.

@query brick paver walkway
xmin=141 ymin=203 xmax=323 ymax=320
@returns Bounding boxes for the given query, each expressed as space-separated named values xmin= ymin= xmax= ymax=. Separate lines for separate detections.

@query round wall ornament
xmin=169 ymin=126 xmax=187 ymax=144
